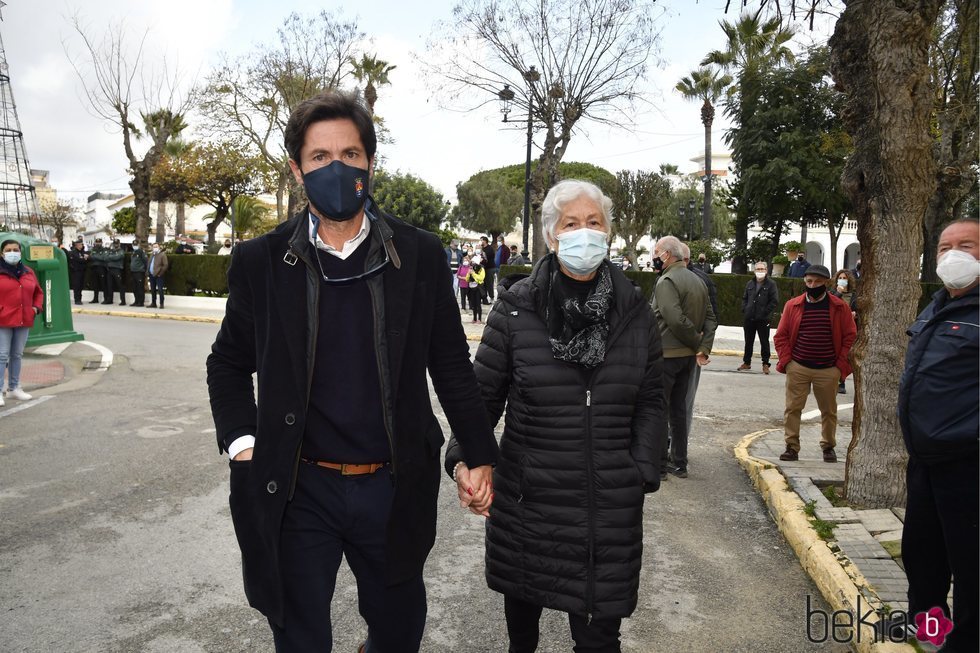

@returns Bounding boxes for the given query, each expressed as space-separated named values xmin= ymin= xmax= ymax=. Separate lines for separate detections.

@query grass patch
xmin=803 ymin=499 xmax=817 ymax=517
xmin=809 ymin=517 xmax=838 ymax=541
xmin=820 ymin=484 xmax=848 ymax=507
xmin=880 ymin=539 xmax=902 ymax=559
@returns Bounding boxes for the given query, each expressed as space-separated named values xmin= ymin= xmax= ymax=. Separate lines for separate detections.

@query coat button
xmin=267 ymin=481 xmax=278 ymax=494
xmin=284 ymin=413 xmax=295 ymax=425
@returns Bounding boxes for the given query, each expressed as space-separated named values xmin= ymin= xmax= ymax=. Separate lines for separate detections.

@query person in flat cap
xmin=773 ymin=263 xmax=856 ymax=463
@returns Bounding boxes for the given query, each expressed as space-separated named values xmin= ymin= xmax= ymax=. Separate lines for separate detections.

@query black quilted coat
xmin=447 ymin=255 xmax=665 ymax=620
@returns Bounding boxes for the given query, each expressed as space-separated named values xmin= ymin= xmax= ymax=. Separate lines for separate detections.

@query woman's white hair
xmin=541 ymin=179 xmax=613 ymax=246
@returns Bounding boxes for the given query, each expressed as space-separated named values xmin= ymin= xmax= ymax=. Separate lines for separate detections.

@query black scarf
xmin=0 ymin=259 xmax=25 ymax=278
xmin=547 ymin=261 xmax=613 ymax=368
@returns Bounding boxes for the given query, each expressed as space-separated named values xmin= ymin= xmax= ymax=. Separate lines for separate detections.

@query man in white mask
xmin=892 ymin=219 xmax=978 ymax=650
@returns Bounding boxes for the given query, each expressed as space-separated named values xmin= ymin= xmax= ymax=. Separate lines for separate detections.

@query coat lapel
xmin=271 ymin=217 xmax=313 ymax=396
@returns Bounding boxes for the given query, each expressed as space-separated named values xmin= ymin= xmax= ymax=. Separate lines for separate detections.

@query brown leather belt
xmin=301 ymin=458 xmax=388 ymax=475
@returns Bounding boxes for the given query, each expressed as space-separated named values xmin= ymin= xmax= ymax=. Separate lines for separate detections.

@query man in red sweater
xmin=773 ymin=264 xmax=857 ymax=463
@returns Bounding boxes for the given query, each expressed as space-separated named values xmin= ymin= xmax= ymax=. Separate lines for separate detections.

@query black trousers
xmin=742 ymin=318 xmax=771 ymax=365
xmin=659 ymin=356 xmax=695 ymax=470
xmin=903 ymin=456 xmax=978 ymax=651
xmin=271 ymin=463 xmax=426 ymax=653
xmin=468 ymin=287 xmax=483 ymax=321
xmin=105 ymin=268 xmax=124 ymax=303
xmin=90 ymin=267 xmax=106 ymax=302
xmin=130 ymin=272 xmax=146 ymax=306
xmin=69 ymin=268 xmax=85 ymax=303
xmin=459 ymin=285 xmax=468 ymax=310
xmin=504 ymin=595 xmax=621 ymax=653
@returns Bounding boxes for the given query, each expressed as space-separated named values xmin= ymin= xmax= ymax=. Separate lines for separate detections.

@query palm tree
xmin=229 ymin=195 xmax=273 ymax=239
xmin=350 ymin=54 xmax=396 ymax=115
xmin=701 ymin=14 xmax=796 ymax=272
xmin=676 ymin=67 xmax=732 ymax=241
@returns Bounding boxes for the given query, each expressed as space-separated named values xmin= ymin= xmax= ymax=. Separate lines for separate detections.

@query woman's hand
xmin=455 ymin=463 xmax=493 ymax=517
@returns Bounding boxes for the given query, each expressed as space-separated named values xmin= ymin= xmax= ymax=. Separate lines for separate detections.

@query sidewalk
xmin=12 ymin=340 xmax=111 ymax=401
xmin=736 ymin=426 xmax=929 ymax=653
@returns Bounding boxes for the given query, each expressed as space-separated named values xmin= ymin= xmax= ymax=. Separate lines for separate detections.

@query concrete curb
xmin=734 ymin=430 xmax=913 ymax=653
xmin=72 ymin=308 xmax=221 ymax=324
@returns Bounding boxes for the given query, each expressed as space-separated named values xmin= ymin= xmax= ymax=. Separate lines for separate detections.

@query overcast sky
xmin=5 ymin=0 xmax=835 ymax=206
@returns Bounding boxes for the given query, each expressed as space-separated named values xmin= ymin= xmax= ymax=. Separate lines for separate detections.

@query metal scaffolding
xmin=0 ymin=18 xmax=41 ymax=235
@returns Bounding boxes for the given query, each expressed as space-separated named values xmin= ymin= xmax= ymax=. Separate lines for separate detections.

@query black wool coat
xmin=207 ymin=205 xmax=498 ymax=625
xmin=447 ymin=256 xmax=665 ymax=620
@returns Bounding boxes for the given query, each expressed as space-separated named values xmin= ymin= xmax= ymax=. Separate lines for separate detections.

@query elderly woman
xmin=446 ymin=179 xmax=665 ymax=652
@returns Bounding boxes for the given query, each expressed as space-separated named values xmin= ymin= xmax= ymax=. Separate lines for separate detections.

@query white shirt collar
xmin=308 ymin=211 xmax=371 ymax=260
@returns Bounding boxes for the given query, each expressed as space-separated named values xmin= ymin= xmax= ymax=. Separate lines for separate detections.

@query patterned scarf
xmin=547 ymin=262 xmax=613 ymax=368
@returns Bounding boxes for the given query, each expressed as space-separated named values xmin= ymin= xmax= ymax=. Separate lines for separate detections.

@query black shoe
xmin=823 ymin=448 xmax=838 ymax=463
xmin=149 ymin=304 xmax=157 ymax=308
xmin=779 ymin=448 xmax=799 ymax=461
xmin=74 ymin=301 xmax=82 ymax=306
xmin=119 ymin=302 xmax=127 ymax=306
xmin=671 ymin=467 xmax=688 ymax=479
xmin=838 ymin=382 xmax=846 ymax=394
xmin=660 ymin=469 xmax=670 ymax=481
xmin=101 ymin=301 xmax=113 ymax=305
xmin=88 ymin=299 xmax=100 ymax=304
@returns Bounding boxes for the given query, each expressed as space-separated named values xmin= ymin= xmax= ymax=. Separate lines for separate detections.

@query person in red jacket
xmin=0 ymin=239 xmax=44 ymax=406
xmin=773 ymin=264 xmax=856 ymax=463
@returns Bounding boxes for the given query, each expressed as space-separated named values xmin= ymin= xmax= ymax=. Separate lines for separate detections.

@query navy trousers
xmin=271 ymin=463 xmax=427 ymax=652
xmin=903 ymin=457 xmax=978 ymax=651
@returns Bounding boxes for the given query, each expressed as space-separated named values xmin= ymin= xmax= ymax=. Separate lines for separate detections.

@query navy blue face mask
xmin=302 ymin=160 xmax=370 ymax=222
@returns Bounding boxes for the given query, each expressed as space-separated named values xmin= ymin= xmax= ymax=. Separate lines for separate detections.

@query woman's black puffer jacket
xmin=447 ymin=255 xmax=665 ymax=620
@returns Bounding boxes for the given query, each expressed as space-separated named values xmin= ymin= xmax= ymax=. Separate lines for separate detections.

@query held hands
xmin=696 ymin=352 xmax=710 ymax=367
xmin=455 ymin=463 xmax=493 ymax=517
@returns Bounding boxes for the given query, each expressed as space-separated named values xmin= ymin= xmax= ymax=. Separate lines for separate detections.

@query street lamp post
xmin=498 ymin=66 xmax=539 ymax=261
xmin=678 ymin=205 xmax=686 ymax=240
xmin=687 ymin=199 xmax=697 ymax=241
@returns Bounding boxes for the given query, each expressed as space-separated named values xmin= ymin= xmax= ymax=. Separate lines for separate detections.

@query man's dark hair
xmin=284 ymin=91 xmax=377 ymax=165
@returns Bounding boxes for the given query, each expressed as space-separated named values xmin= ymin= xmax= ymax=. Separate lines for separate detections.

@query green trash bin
xmin=0 ymin=232 xmax=84 ymax=347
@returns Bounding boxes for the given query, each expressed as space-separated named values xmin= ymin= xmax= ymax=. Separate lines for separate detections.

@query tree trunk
xmin=173 ymin=203 xmax=185 ymax=242
xmin=276 ymin=165 xmax=291 ymax=223
xmin=828 ymin=214 xmax=839 ymax=276
xmin=155 ymin=201 xmax=167 ymax=243
xmin=130 ymin=164 xmax=152 ymax=243
xmin=829 ymin=0 xmax=941 ymax=508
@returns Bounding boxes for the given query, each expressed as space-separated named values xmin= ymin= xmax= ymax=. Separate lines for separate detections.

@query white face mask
xmin=936 ymin=249 xmax=980 ymax=289
xmin=837 ymin=278 xmax=848 ymax=288
xmin=152 ymin=247 xmax=160 ymax=254
xmin=555 ymin=228 xmax=608 ymax=275
xmin=754 ymin=271 xmax=766 ymax=280
xmin=3 ymin=251 xmax=21 ymax=266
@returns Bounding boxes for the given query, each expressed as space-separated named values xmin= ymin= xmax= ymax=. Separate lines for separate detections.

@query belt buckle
xmin=340 ymin=464 xmax=356 ymax=475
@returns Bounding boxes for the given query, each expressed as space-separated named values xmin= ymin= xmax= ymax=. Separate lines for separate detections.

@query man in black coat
xmin=87 ymin=237 xmax=107 ymax=303
xmin=895 ymin=219 xmax=978 ymax=651
xmin=206 ymin=91 xmax=498 ymax=652
xmin=67 ymin=238 xmax=89 ymax=305
xmin=739 ymin=260 xmax=780 ymax=373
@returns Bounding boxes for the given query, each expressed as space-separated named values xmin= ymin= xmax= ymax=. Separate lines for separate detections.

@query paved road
xmin=0 ymin=313 xmax=849 ymax=652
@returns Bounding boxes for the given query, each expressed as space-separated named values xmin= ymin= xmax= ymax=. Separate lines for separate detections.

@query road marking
xmin=31 ymin=342 xmax=72 ymax=356
xmin=802 ymin=403 xmax=853 ymax=421
xmin=79 ymin=340 xmax=114 ymax=370
xmin=0 ymin=394 xmax=54 ymax=419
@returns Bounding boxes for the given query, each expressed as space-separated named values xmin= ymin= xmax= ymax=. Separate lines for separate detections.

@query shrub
xmin=165 ymin=254 xmax=231 ymax=296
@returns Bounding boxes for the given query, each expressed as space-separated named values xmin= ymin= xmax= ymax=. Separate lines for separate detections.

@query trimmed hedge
xmin=166 ymin=254 xmax=231 ymax=296
xmin=500 ymin=264 xmax=946 ymax=327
